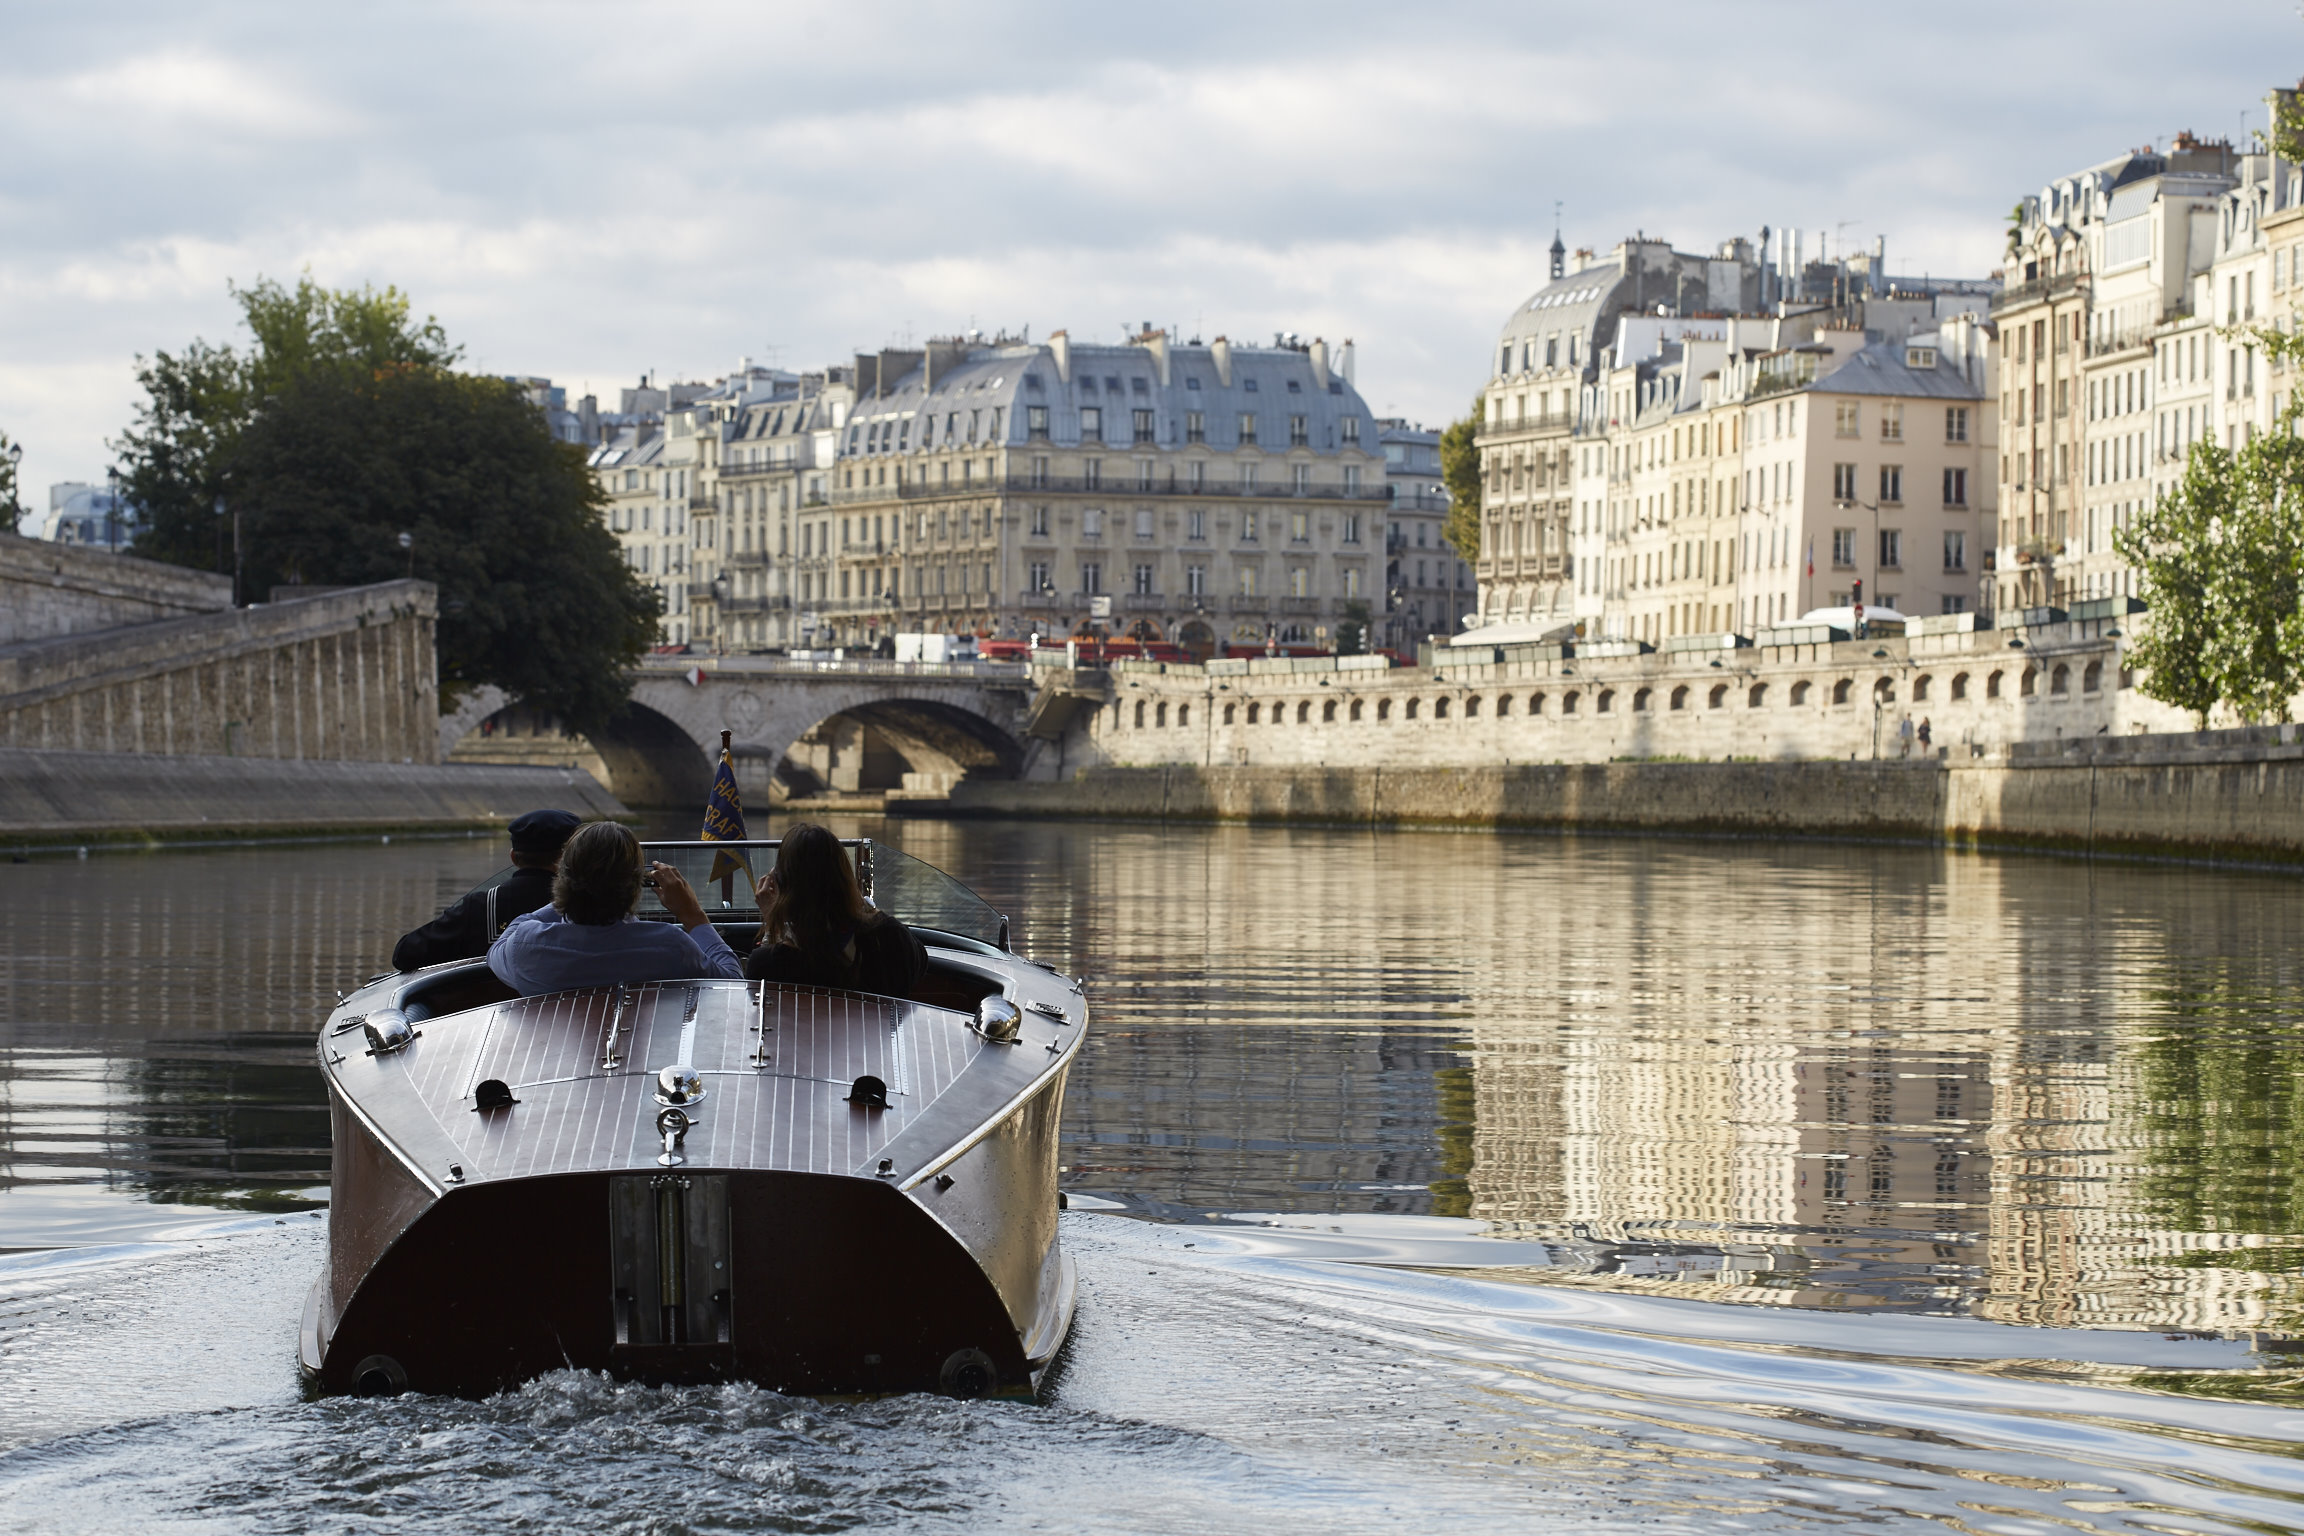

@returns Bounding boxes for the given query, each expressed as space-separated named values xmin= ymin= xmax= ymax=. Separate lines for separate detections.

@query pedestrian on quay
xmin=1898 ymin=714 xmax=1915 ymax=758
xmin=1918 ymin=717 xmax=1933 ymax=754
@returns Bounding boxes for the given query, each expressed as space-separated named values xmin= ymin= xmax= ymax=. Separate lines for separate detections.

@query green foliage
xmin=1335 ymin=598 xmax=1370 ymax=656
xmin=0 ymin=427 xmax=21 ymax=534
xmin=117 ymin=275 xmax=458 ymax=571
xmin=1439 ymin=399 xmax=1483 ymax=565
xmin=113 ymin=275 xmax=655 ymax=731
xmin=2005 ymin=201 xmax=2025 ymax=256
xmin=228 ymin=366 xmax=658 ymax=731
xmin=2117 ymin=441 xmax=2234 ymax=727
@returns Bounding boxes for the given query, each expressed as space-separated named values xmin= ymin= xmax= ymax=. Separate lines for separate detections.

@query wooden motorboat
xmin=300 ymin=840 xmax=1084 ymax=1400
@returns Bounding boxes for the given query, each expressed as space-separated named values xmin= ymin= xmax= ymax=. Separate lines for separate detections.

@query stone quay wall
xmin=0 ymin=530 xmax=233 ymax=645
xmin=1062 ymin=612 xmax=2196 ymax=774
xmin=899 ymin=613 xmax=2304 ymax=865
xmin=0 ymin=580 xmax=440 ymax=765
xmin=0 ymin=748 xmax=626 ymax=849
xmin=918 ymin=742 xmax=2304 ymax=865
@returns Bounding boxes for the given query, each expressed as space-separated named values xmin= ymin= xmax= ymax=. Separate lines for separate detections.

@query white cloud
xmin=1 ymin=0 xmax=2298 ymax=501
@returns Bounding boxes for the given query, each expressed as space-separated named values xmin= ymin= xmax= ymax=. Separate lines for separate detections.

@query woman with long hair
xmin=488 ymin=821 xmax=743 ymax=996
xmin=746 ymin=822 xmax=925 ymax=998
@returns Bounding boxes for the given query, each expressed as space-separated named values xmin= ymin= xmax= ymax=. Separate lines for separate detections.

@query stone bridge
xmin=443 ymin=657 xmax=1047 ymax=807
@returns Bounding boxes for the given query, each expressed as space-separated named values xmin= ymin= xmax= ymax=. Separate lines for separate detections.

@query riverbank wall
xmin=900 ymin=729 xmax=2304 ymax=866
xmin=0 ymin=747 xmax=627 ymax=850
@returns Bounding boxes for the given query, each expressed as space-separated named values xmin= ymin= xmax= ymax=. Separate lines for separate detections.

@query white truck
xmin=894 ymin=633 xmax=978 ymax=664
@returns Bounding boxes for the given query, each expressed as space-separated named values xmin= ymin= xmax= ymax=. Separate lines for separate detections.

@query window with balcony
xmin=1134 ymin=563 xmax=1154 ymax=595
xmin=1186 ymin=411 xmax=1205 ymax=444
xmin=1879 ymin=465 xmax=1903 ymax=504
xmin=1084 ymin=458 xmax=1102 ymax=490
xmin=1081 ymin=406 xmax=1102 ymax=441
xmin=1292 ymin=464 xmax=1311 ymax=495
xmin=1186 ymin=564 xmax=1206 ymax=596
xmin=1028 ymin=405 xmax=1049 ymax=437
xmin=1081 ymin=561 xmax=1103 ymax=595
xmin=1238 ymin=566 xmax=1257 ymax=597
xmin=1289 ymin=567 xmax=1309 ymax=598
xmin=1343 ymin=465 xmax=1361 ymax=494
xmin=1137 ymin=458 xmax=1155 ymax=491
xmin=1240 ymin=463 xmax=1258 ymax=493
xmin=1289 ymin=415 xmax=1308 ymax=447
xmin=1189 ymin=460 xmax=1206 ymax=491
xmin=1028 ymin=560 xmax=1050 ymax=593
xmin=1133 ymin=409 xmax=1154 ymax=444
xmin=1238 ymin=413 xmax=1258 ymax=446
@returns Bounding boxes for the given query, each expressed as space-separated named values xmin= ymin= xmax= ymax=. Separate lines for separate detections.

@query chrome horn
xmin=976 ymin=996 xmax=1022 ymax=1044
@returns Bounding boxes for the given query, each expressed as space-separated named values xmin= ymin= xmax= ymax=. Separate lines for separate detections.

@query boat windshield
xmin=634 ymin=840 xmax=1010 ymax=952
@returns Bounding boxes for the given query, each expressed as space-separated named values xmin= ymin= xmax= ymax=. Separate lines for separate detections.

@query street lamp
xmin=397 ymin=529 xmax=413 ymax=579
xmin=3 ymin=440 xmax=20 ymax=533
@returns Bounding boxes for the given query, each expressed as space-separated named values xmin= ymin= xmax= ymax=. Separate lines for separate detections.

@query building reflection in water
xmin=905 ymin=818 xmax=2304 ymax=1338
xmin=5 ymin=818 xmax=2304 ymax=1340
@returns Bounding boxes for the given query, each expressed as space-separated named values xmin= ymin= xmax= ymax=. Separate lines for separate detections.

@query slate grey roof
xmin=841 ymin=340 xmax=1378 ymax=458
xmin=1808 ymin=340 xmax=1983 ymax=402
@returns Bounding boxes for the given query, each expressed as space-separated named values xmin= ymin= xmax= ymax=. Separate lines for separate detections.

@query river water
xmin=6 ymin=819 xmax=2304 ymax=1532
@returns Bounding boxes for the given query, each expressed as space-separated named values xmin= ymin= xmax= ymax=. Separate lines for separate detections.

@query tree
xmin=2117 ymin=440 xmax=2232 ymax=727
xmin=114 ymin=275 xmax=656 ymax=731
xmin=1335 ymin=598 xmax=1370 ymax=656
xmin=0 ymin=428 xmax=22 ymax=534
xmin=117 ymin=275 xmax=458 ymax=572
xmin=226 ymin=364 xmax=658 ymax=732
xmin=1439 ymin=398 xmax=1483 ymax=565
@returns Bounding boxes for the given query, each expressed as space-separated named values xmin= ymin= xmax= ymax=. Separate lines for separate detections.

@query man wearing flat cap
xmin=391 ymin=809 xmax=582 ymax=971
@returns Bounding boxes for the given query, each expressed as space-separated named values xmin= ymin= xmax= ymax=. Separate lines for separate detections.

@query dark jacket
xmin=393 ymin=866 xmax=558 ymax=972
xmin=744 ymin=910 xmax=926 ymax=1000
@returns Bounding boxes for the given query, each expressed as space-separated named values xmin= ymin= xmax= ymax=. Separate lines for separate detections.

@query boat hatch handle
xmin=846 ymin=1074 xmax=889 ymax=1110
xmin=656 ymin=1107 xmax=691 ymax=1167
xmin=998 ymin=916 xmax=1010 ymax=952
xmin=876 ymin=1158 xmax=894 ymax=1178
xmin=655 ymin=1065 xmax=705 ymax=1107
xmin=363 ymin=1011 xmax=417 ymax=1056
xmin=473 ymin=1079 xmax=518 ymax=1111
xmin=601 ymin=984 xmax=633 ymax=1072
xmin=976 ymin=996 xmax=1022 ymax=1044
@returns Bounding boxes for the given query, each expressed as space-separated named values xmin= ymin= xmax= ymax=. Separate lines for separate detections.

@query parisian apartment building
xmin=1996 ymin=97 xmax=2302 ymax=613
xmin=587 ymin=330 xmax=1393 ymax=655
xmin=1474 ymin=231 xmax=1999 ymax=644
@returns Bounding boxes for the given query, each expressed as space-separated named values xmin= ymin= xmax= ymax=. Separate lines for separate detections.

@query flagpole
xmin=719 ymin=730 xmax=735 ymax=906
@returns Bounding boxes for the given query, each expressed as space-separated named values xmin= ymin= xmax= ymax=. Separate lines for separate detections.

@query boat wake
xmin=3 ymin=1210 xmax=2304 ymax=1533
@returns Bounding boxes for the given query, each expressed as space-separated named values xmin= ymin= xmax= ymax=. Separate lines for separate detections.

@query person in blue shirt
xmin=488 ymin=821 xmax=744 ymax=996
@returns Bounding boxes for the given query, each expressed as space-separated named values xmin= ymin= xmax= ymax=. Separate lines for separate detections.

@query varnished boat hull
xmin=302 ymin=957 xmax=1084 ymax=1400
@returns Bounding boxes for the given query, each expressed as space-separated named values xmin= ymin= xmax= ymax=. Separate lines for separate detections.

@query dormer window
xmin=1906 ymin=347 xmax=1937 ymax=370
xmin=1287 ymin=379 xmax=1302 ymax=393
xmin=1244 ymin=378 xmax=1259 ymax=393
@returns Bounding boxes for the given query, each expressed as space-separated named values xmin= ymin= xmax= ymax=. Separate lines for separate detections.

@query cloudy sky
xmin=4 ymin=2 xmax=2298 ymax=505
